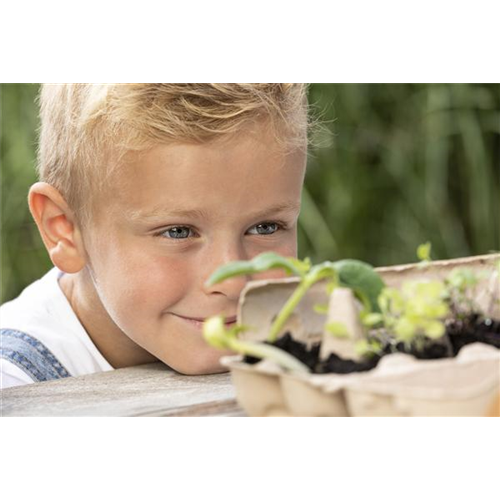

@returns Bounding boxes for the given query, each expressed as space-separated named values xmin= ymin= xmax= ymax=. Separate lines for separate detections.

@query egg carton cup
xmin=225 ymin=254 xmax=500 ymax=417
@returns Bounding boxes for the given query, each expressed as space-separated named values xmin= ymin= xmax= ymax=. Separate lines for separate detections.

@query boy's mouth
xmin=173 ymin=313 xmax=237 ymax=330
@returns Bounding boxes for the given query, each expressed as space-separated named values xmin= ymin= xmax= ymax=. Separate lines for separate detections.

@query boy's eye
xmin=161 ymin=226 xmax=194 ymax=239
xmin=247 ymin=222 xmax=281 ymax=235
xmin=155 ymin=221 xmax=284 ymax=240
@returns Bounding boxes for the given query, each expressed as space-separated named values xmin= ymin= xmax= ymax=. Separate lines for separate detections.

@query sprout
xmin=205 ymin=252 xmax=311 ymax=286
xmin=444 ymin=267 xmax=483 ymax=318
xmin=203 ymin=316 xmax=309 ymax=373
xmin=362 ymin=312 xmax=384 ymax=327
xmin=333 ymin=259 xmax=385 ymax=313
xmin=446 ymin=268 xmax=479 ymax=291
xmin=377 ymin=280 xmax=450 ymax=348
xmin=354 ymin=339 xmax=382 ymax=358
xmin=205 ymin=252 xmax=385 ymax=342
xmin=267 ymin=261 xmax=338 ymax=341
xmin=417 ymin=241 xmax=432 ymax=262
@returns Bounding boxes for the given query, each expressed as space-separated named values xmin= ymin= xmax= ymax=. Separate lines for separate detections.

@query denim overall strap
xmin=1 ymin=328 xmax=71 ymax=382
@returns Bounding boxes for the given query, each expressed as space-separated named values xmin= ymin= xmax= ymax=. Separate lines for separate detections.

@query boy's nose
xmin=203 ymin=241 xmax=251 ymax=303
xmin=203 ymin=273 xmax=250 ymax=302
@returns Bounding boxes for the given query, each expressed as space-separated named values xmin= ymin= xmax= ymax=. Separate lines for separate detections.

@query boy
xmin=0 ymin=83 xmax=310 ymax=388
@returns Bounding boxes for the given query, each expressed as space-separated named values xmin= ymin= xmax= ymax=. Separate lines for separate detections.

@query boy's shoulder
xmin=1 ymin=268 xmax=113 ymax=387
xmin=1 ymin=267 xmax=74 ymax=336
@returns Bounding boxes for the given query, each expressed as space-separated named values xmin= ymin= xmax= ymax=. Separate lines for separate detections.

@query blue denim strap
xmin=1 ymin=328 xmax=71 ymax=382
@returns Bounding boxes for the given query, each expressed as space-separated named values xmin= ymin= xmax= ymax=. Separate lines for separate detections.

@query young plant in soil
xmin=420 ymin=246 xmax=499 ymax=354
xmin=203 ymin=316 xmax=310 ymax=373
xmin=203 ymin=250 xmax=500 ymax=375
xmin=361 ymin=246 xmax=500 ymax=360
xmin=203 ymin=251 xmax=384 ymax=371
xmin=362 ymin=280 xmax=454 ymax=359
xmin=443 ymin=265 xmax=500 ymax=354
xmin=296 ymin=264 xmax=499 ymax=373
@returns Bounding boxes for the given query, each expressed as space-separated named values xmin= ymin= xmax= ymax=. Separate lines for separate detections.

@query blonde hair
xmin=37 ymin=83 xmax=311 ymax=227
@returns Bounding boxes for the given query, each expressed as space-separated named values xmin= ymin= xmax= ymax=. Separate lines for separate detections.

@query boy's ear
xmin=28 ymin=182 xmax=87 ymax=274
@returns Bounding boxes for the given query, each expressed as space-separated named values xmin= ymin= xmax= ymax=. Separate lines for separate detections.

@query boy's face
xmin=80 ymin=123 xmax=306 ymax=373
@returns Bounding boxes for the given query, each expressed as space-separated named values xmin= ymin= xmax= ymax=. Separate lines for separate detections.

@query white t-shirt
xmin=1 ymin=267 xmax=114 ymax=389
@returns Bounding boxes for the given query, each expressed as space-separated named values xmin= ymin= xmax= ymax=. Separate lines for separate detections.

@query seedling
xmin=444 ymin=267 xmax=483 ymax=319
xmin=205 ymin=252 xmax=385 ymax=342
xmin=416 ymin=241 xmax=432 ymax=263
xmin=362 ymin=264 xmax=494 ymax=354
xmin=205 ymin=247 xmax=500 ymax=369
xmin=354 ymin=338 xmax=383 ymax=358
xmin=371 ymin=280 xmax=450 ymax=351
xmin=361 ymin=243 xmax=492 ymax=354
xmin=415 ymin=242 xmax=494 ymax=319
xmin=203 ymin=316 xmax=309 ymax=373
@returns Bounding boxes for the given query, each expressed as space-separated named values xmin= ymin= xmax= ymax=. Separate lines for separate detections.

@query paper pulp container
xmin=220 ymin=356 xmax=290 ymax=417
xmin=344 ymin=343 xmax=500 ymax=417
xmin=279 ymin=372 xmax=350 ymax=417
xmin=229 ymin=254 xmax=500 ymax=417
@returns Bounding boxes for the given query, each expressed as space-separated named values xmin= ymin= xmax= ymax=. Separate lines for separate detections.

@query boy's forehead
xmin=113 ymin=130 xmax=306 ymax=219
xmin=126 ymin=200 xmax=302 ymax=224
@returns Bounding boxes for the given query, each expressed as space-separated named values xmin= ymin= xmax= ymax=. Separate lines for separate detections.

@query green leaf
xmin=203 ymin=316 xmax=231 ymax=349
xmin=205 ymin=252 xmax=305 ymax=287
xmin=332 ymin=259 xmax=386 ymax=313
xmin=354 ymin=339 xmax=382 ymax=358
xmin=378 ymin=288 xmax=404 ymax=315
xmin=288 ymin=256 xmax=312 ymax=275
xmin=326 ymin=321 xmax=350 ymax=338
xmin=417 ymin=242 xmax=432 ymax=262
xmin=362 ymin=312 xmax=384 ymax=327
xmin=422 ymin=320 xmax=446 ymax=339
xmin=305 ymin=262 xmax=338 ymax=285
xmin=379 ymin=276 xmax=450 ymax=345
xmin=394 ymin=317 xmax=417 ymax=341
xmin=446 ymin=268 xmax=479 ymax=291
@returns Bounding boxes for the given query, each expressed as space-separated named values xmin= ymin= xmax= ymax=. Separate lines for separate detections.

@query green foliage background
xmin=1 ymin=83 xmax=499 ymax=304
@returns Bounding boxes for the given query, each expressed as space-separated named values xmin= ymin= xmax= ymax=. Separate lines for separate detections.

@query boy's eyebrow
xmin=127 ymin=201 xmax=301 ymax=222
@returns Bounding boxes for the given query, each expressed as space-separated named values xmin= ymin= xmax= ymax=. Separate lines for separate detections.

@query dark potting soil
xmin=243 ymin=314 xmax=500 ymax=375
xmin=244 ymin=332 xmax=379 ymax=374
xmin=447 ymin=314 xmax=500 ymax=355
xmin=244 ymin=333 xmax=320 ymax=371
xmin=385 ymin=341 xmax=451 ymax=360
xmin=314 ymin=351 xmax=380 ymax=374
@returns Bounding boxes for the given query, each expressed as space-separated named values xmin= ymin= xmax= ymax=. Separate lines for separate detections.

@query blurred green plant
xmin=302 ymin=84 xmax=500 ymax=266
xmin=1 ymin=84 xmax=499 ymax=304
xmin=1 ymin=84 xmax=52 ymax=304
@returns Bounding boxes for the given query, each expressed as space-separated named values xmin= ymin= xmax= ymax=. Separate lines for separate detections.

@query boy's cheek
xmin=103 ymin=257 xmax=190 ymax=309
xmin=139 ymin=321 xmax=234 ymax=375
xmin=161 ymin=346 xmax=233 ymax=375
